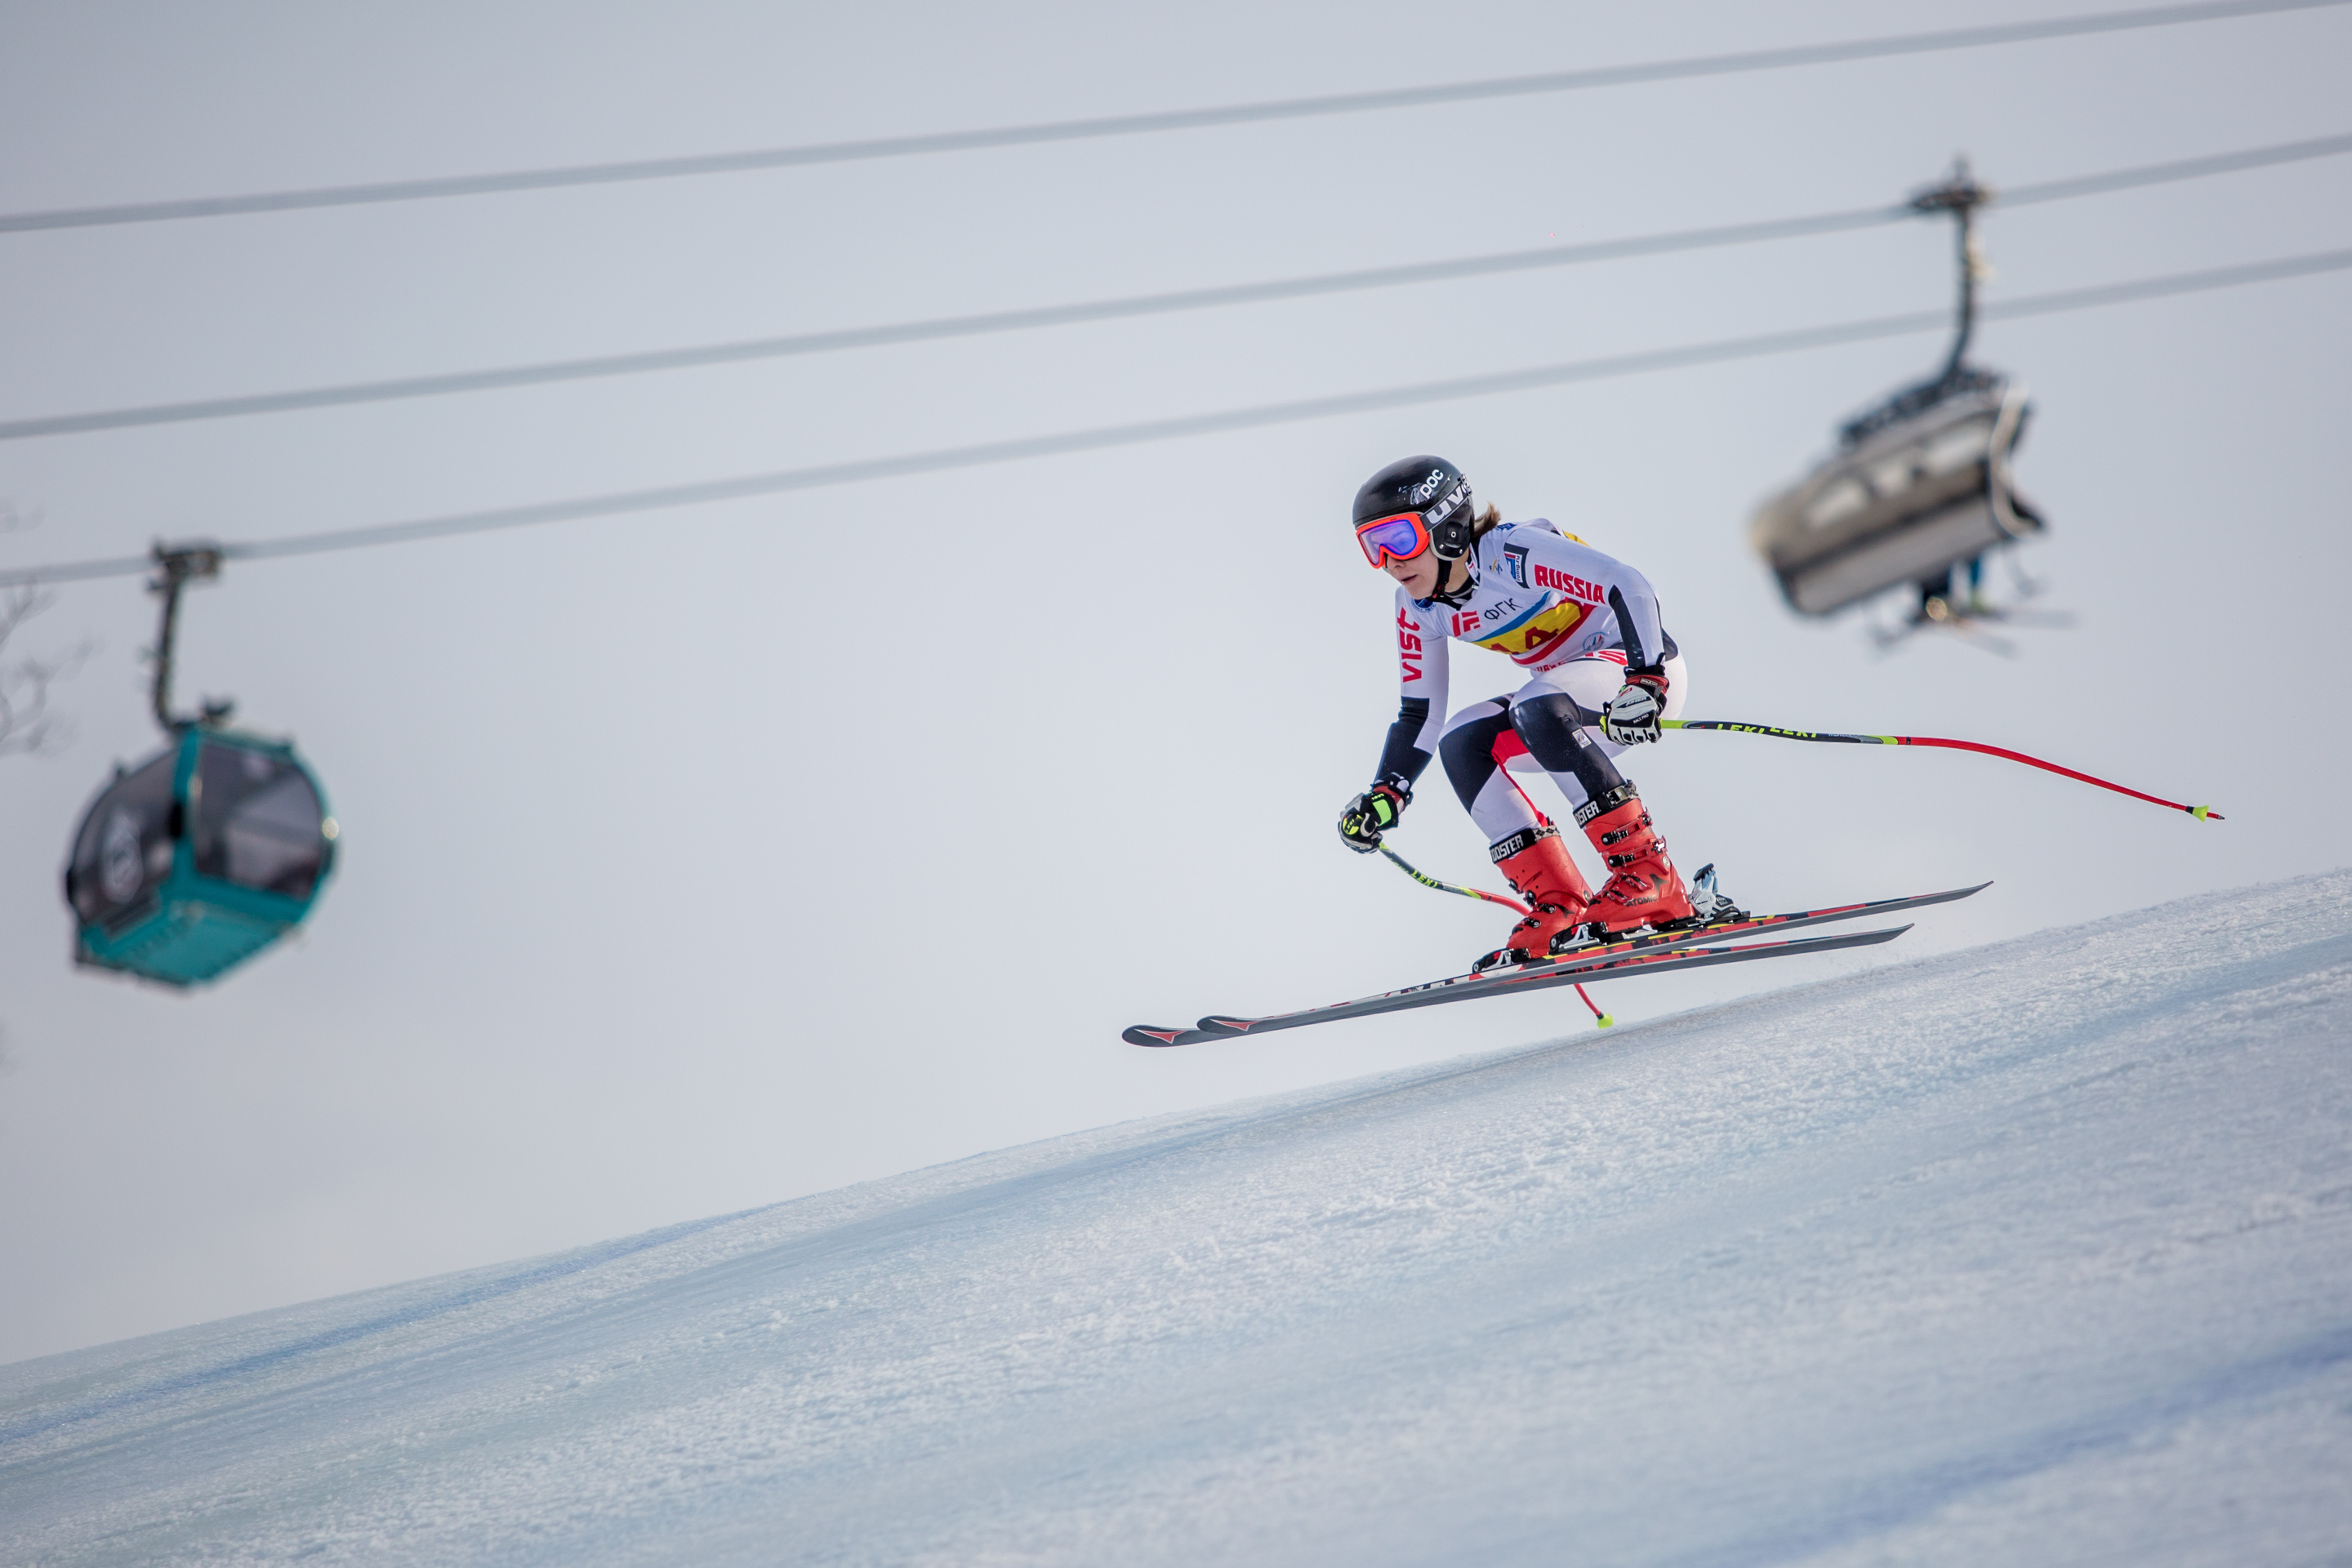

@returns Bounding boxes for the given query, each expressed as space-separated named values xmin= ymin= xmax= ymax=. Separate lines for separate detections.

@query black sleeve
xmin=1374 ymin=697 xmax=1435 ymax=788
xmin=1607 ymin=586 xmax=1662 ymax=674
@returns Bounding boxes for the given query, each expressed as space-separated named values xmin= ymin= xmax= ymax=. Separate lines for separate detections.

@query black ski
xmin=1122 ymin=881 xmax=1987 ymax=1049
xmin=1538 ymin=880 xmax=1988 ymax=963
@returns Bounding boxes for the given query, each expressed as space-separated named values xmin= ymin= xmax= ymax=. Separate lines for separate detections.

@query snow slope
xmin=5 ymin=874 xmax=2350 ymax=1566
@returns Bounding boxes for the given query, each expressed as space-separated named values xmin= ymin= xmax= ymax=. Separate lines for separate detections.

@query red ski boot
xmin=1575 ymin=787 xmax=1694 ymax=938
xmin=1473 ymin=825 xmax=1593 ymax=971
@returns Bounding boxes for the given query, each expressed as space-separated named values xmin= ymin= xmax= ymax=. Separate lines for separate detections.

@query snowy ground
xmin=5 ymin=874 xmax=2350 ymax=1566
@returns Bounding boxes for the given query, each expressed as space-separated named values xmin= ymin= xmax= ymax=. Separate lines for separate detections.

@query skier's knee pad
xmin=1510 ymin=693 xmax=1625 ymax=800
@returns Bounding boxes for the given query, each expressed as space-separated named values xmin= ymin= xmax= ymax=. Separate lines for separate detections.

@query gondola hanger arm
xmin=147 ymin=541 xmax=232 ymax=733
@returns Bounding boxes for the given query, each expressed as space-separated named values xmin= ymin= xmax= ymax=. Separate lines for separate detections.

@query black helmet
xmin=1353 ymin=456 xmax=1476 ymax=561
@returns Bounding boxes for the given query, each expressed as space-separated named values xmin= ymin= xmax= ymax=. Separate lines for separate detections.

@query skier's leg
xmin=1508 ymin=657 xmax=1694 ymax=938
xmin=1506 ymin=670 xmax=1631 ymax=826
xmin=1438 ymin=700 xmax=1541 ymax=840
xmin=1439 ymin=699 xmax=1593 ymax=966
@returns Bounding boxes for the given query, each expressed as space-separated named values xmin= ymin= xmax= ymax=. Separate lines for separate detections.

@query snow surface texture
xmin=5 ymin=875 xmax=2350 ymax=1566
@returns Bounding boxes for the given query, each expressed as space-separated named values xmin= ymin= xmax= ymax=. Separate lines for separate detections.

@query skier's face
xmin=1383 ymin=550 xmax=1443 ymax=598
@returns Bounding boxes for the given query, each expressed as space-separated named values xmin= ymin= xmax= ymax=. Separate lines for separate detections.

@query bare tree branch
xmin=0 ymin=585 xmax=92 ymax=757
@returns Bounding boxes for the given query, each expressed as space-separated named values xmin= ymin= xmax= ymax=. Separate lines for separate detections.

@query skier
xmin=1336 ymin=455 xmax=1695 ymax=970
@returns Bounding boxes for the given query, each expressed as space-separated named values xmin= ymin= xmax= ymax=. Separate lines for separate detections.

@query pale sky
xmin=2 ymin=0 xmax=2346 ymax=1365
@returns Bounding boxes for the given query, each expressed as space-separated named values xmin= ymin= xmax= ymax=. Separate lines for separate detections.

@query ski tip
xmin=1908 ymin=880 xmax=1991 ymax=906
xmin=1122 ymin=1025 xmax=1192 ymax=1048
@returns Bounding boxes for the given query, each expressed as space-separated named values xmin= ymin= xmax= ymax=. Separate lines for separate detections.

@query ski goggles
xmin=1355 ymin=511 xmax=1432 ymax=568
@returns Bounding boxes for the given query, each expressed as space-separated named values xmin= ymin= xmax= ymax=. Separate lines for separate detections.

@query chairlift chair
xmin=1749 ymin=160 xmax=2047 ymax=621
xmin=61 ymin=546 xmax=337 ymax=987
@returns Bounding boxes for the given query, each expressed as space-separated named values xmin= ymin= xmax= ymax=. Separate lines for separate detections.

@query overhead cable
xmin=2 ymin=0 xmax=2341 ymax=235
xmin=6 ymin=246 xmax=2342 ymax=590
xmin=5 ymin=131 xmax=2345 ymax=445
xmin=1997 ymin=130 xmax=2352 ymax=207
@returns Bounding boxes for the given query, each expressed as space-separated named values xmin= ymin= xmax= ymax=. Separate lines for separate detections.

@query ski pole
xmin=1376 ymin=844 xmax=1529 ymax=915
xmin=1374 ymin=844 xmax=1613 ymax=1028
xmin=1660 ymin=720 xmax=2222 ymax=822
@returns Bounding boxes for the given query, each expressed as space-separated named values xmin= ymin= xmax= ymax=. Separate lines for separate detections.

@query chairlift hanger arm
xmin=1829 ymin=160 xmax=2007 ymax=449
xmin=1909 ymin=159 xmax=1996 ymax=384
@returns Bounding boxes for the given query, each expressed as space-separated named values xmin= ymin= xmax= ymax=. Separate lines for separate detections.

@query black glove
xmin=1601 ymin=667 xmax=1669 ymax=746
xmin=1338 ymin=777 xmax=1412 ymax=853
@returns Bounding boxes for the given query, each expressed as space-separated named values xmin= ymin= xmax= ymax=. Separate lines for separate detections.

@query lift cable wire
xmin=5 ymin=131 xmax=2345 ymax=445
xmin=2 ymin=245 xmax=2344 ymax=590
xmin=2 ymin=0 xmax=2343 ymax=236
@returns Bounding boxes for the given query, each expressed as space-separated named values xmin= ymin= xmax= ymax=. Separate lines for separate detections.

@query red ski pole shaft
xmin=1661 ymin=720 xmax=2222 ymax=821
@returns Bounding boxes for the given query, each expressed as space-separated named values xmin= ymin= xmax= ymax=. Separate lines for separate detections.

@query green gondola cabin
xmin=64 ymin=731 xmax=336 ymax=988
xmin=60 ymin=543 xmax=340 ymax=987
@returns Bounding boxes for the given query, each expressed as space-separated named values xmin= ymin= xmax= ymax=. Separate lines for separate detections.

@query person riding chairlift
xmin=1336 ymin=456 xmax=1695 ymax=971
